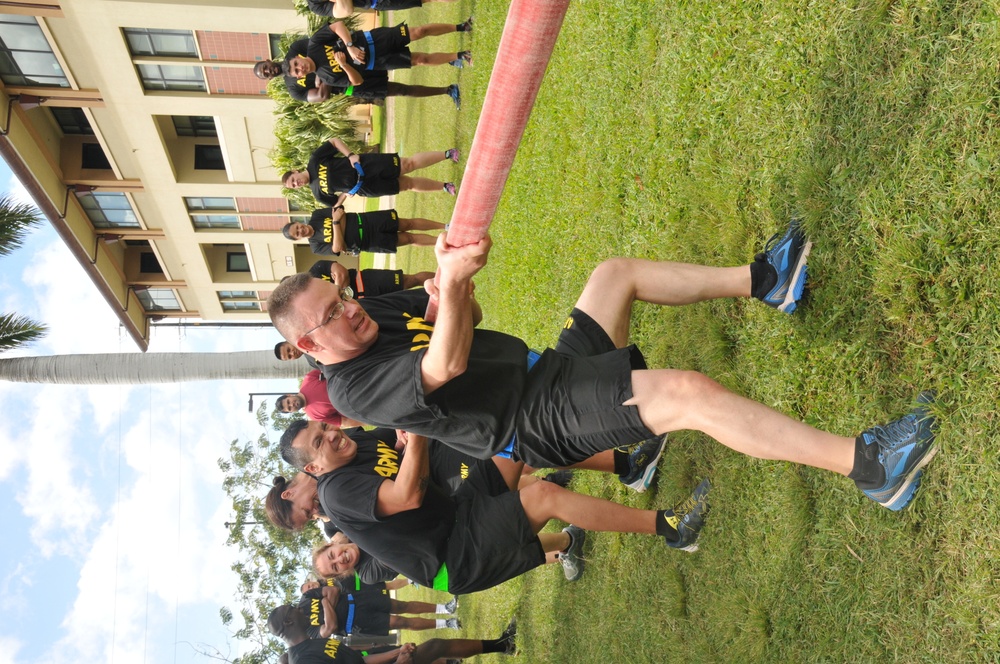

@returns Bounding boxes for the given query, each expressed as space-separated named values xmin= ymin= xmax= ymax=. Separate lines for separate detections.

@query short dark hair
xmin=265 ymin=475 xmax=295 ymax=531
xmin=267 ymin=604 xmax=294 ymax=638
xmin=273 ymin=341 xmax=286 ymax=360
xmin=268 ymin=272 xmax=315 ymax=341
xmin=253 ymin=60 xmax=281 ymax=80
xmin=281 ymin=222 xmax=295 ymax=240
xmin=280 ymin=419 xmax=312 ymax=470
xmin=274 ymin=394 xmax=294 ymax=414
xmin=281 ymin=170 xmax=295 ymax=187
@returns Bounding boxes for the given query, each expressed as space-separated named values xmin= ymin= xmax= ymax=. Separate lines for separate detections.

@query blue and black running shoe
xmin=857 ymin=391 xmax=938 ymax=511
xmin=752 ymin=219 xmax=812 ymax=313
xmin=618 ymin=435 xmax=667 ymax=493
xmin=664 ymin=479 xmax=711 ymax=553
xmin=447 ymin=84 xmax=461 ymax=110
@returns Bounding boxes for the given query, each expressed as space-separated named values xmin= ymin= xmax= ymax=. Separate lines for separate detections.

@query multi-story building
xmin=0 ymin=0 xmax=371 ymax=350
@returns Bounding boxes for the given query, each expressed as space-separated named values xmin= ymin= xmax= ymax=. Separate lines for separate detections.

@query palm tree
xmin=0 ymin=351 xmax=308 ymax=384
xmin=0 ymin=194 xmax=47 ymax=352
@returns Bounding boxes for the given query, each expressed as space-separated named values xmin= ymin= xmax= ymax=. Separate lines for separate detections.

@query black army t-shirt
xmin=307 ymin=208 xmax=338 ymax=255
xmin=316 ymin=428 xmax=455 ymax=587
xmin=322 ymin=289 xmax=530 ymax=459
xmin=307 ymin=142 xmax=356 ymax=206
xmin=288 ymin=637 xmax=363 ymax=664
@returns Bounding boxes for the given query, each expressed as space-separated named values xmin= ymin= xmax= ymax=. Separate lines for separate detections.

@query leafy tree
xmin=0 ymin=195 xmax=46 ymax=352
xmin=217 ymin=401 xmax=324 ymax=664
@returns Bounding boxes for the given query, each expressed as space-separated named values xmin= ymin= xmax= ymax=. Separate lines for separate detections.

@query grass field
xmin=382 ymin=1 xmax=1000 ymax=661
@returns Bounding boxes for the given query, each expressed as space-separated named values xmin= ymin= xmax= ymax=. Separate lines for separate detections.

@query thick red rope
xmin=425 ymin=0 xmax=570 ymax=319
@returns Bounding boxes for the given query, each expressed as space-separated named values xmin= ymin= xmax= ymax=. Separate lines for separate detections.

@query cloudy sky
xmin=0 ymin=165 xmax=297 ymax=664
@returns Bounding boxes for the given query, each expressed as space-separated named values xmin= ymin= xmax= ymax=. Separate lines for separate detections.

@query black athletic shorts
xmin=357 ymin=154 xmax=401 ymax=197
xmin=372 ymin=0 xmax=422 ymax=9
xmin=366 ymin=24 xmax=412 ymax=71
xmin=356 ymin=269 xmax=403 ymax=298
xmin=343 ymin=588 xmax=391 ymax=635
xmin=348 ymin=70 xmax=391 ymax=101
xmin=358 ymin=209 xmax=399 ymax=253
xmin=513 ymin=308 xmax=654 ymax=468
xmin=444 ymin=461 xmax=545 ymax=594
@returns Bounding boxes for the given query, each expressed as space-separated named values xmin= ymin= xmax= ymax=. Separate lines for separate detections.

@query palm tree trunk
xmin=0 ymin=351 xmax=308 ymax=384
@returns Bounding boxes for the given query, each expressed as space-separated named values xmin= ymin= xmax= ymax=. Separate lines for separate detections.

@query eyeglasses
xmin=300 ymin=287 xmax=355 ymax=340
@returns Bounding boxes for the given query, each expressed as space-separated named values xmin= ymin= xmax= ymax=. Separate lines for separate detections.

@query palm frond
xmin=0 ymin=312 xmax=47 ymax=352
xmin=0 ymin=195 xmax=43 ymax=257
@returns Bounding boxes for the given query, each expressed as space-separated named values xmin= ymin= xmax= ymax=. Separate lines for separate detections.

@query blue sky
xmin=0 ymin=163 xmax=298 ymax=663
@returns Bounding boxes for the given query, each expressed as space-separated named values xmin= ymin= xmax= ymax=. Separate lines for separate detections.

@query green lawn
xmin=388 ymin=1 xmax=1000 ymax=661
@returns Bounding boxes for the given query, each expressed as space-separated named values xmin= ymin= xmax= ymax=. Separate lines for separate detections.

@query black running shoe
xmin=663 ymin=479 xmax=711 ymax=552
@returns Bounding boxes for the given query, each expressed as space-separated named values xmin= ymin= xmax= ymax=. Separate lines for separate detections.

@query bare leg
xmin=518 ymin=482 xmax=656 ymax=534
xmin=402 ymin=271 xmax=435 ymax=289
xmin=492 ymin=456 xmax=526 ymax=491
xmin=537 ymin=530 xmax=570 ymax=553
xmin=397 ymin=232 xmax=437 ymax=247
xmin=389 ymin=616 xmax=437 ymax=631
xmin=409 ymin=23 xmax=458 ymax=41
xmin=627 ymin=370 xmax=855 ymax=475
xmin=398 ymin=217 xmax=446 ymax=231
xmin=411 ymin=52 xmax=461 ymax=67
xmin=574 ymin=258 xmax=855 ymax=476
xmin=387 ymin=83 xmax=451 ymax=98
xmin=385 ymin=578 xmax=410 ymax=591
xmin=398 ymin=176 xmax=447 ymax=193
xmin=390 ymin=599 xmax=439 ymax=615
xmin=575 ymin=258 xmax=750 ymax=348
xmin=565 ymin=449 xmax=615 ymax=472
xmin=400 ymin=152 xmax=450 ymax=173
xmin=411 ymin=639 xmax=484 ymax=664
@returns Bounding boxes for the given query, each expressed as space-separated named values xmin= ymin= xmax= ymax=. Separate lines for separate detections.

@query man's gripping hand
xmin=434 ymin=231 xmax=491 ymax=287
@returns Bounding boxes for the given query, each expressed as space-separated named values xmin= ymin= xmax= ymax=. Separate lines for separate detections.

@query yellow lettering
xmin=372 ymin=441 xmax=399 ymax=477
xmin=324 ymin=44 xmax=343 ymax=72
xmin=324 ymin=639 xmax=340 ymax=657
xmin=400 ymin=313 xmax=433 ymax=351
xmin=311 ymin=598 xmax=320 ymax=626
xmin=297 ymin=77 xmax=307 ymax=87
xmin=460 ymin=463 xmax=469 ymax=480
xmin=402 ymin=312 xmax=434 ymax=333
xmin=323 ymin=217 xmax=333 ymax=243
xmin=317 ymin=164 xmax=329 ymax=194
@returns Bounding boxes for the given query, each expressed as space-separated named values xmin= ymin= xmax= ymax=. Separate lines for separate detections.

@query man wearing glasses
xmin=268 ymin=221 xmax=938 ymax=514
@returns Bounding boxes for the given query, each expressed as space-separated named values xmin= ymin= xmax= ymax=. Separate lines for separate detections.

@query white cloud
xmin=37 ymin=382 xmax=249 ymax=664
xmin=20 ymin=241 xmax=130 ymax=357
xmin=0 ymin=635 xmax=25 ymax=664
xmin=5 ymin=172 xmax=38 ymax=211
xmin=0 ymin=202 xmax=303 ymax=663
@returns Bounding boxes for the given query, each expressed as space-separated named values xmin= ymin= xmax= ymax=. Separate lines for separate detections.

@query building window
xmin=0 ymin=14 xmax=69 ymax=87
xmin=50 ymin=108 xmax=93 ymax=135
xmin=192 ymin=214 xmax=240 ymax=229
xmin=219 ymin=290 xmax=260 ymax=311
xmin=81 ymin=143 xmax=111 ymax=170
xmin=269 ymin=34 xmax=284 ymax=59
xmin=185 ymin=196 xmax=234 ymax=210
xmin=173 ymin=115 xmax=216 ymax=138
xmin=139 ymin=252 xmax=163 ymax=274
xmin=124 ymin=28 xmax=197 ymax=58
xmin=227 ymin=252 xmax=250 ymax=272
xmin=194 ymin=144 xmax=225 ymax=170
xmin=135 ymin=288 xmax=180 ymax=311
xmin=79 ymin=192 xmax=139 ymax=228
xmin=136 ymin=64 xmax=205 ymax=92
xmin=222 ymin=301 xmax=261 ymax=311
